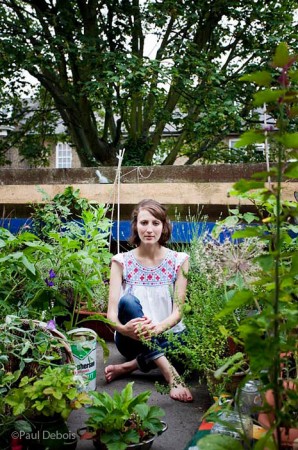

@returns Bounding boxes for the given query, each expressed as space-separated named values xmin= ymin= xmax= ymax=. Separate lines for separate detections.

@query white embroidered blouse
xmin=112 ymin=249 xmax=189 ymax=334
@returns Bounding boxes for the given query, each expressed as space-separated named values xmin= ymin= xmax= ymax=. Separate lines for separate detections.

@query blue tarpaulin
xmin=0 ymin=218 xmax=218 ymax=243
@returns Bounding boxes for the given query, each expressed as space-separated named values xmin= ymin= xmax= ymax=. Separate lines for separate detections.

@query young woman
xmin=105 ymin=199 xmax=193 ymax=402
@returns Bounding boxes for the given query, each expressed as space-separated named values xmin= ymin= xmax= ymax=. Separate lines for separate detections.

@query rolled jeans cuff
xmin=136 ymin=350 xmax=164 ymax=373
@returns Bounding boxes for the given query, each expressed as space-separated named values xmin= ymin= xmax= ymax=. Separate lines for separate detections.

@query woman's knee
xmin=118 ymin=294 xmax=143 ymax=322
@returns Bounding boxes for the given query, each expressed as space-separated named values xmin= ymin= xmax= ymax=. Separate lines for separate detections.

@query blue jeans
xmin=115 ymin=293 xmax=186 ymax=373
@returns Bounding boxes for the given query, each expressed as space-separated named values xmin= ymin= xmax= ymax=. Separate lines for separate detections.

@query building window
xmin=229 ymin=139 xmax=266 ymax=155
xmin=56 ymin=142 xmax=72 ymax=168
xmin=229 ymin=139 xmax=240 ymax=149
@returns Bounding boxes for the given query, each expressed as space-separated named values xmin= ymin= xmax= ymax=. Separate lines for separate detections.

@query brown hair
xmin=128 ymin=199 xmax=172 ymax=246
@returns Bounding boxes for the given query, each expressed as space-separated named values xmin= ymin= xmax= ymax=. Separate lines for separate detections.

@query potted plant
xmin=75 ymin=280 xmax=115 ymax=341
xmin=0 ymin=372 xmax=32 ymax=450
xmin=0 ymin=315 xmax=87 ymax=449
xmin=78 ymin=382 xmax=167 ymax=450
xmin=0 ymin=316 xmax=74 ymax=381
xmin=5 ymin=365 xmax=90 ymax=450
xmin=30 ymin=197 xmax=113 ymax=328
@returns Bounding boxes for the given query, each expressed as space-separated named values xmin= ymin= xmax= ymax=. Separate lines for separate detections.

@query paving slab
xmin=67 ymin=341 xmax=212 ymax=450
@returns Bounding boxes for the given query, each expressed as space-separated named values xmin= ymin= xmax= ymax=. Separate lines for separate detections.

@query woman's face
xmin=136 ymin=209 xmax=163 ymax=245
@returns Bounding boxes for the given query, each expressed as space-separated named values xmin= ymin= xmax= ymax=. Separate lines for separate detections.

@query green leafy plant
xmin=5 ymin=365 xmax=90 ymax=421
xmin=0 ymin=316 xmax=72 ymax=384
xmin=1 ymin=187 xmax=113 ymax=330
xmin=82 ymin=382 xmax=166 ymax=450
xmin=197 ymin=42 xmax=298 ymax=450
xmin=165 ymin=227 xmax=260 ymax=396
xmin=0 ymin=371 xmax=31 ymax=449
xmin=31 ymin=202 xmax=113 ymax=328
xmin=0 ymin=316 xmax=84 ymax=446
xmin=0 ymin=227 xmax=52 ymax=316
xmin=30 ymin=186 xmax=91 ymax=239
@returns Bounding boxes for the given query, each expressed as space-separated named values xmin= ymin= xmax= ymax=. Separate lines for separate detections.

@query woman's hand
xmin=120 ymin=317 xmax=150 ymax=340
xmin=132 ymin=317 xmax=160 ymax=341
xmin=120 ymin=316 xmax=156 ymax=341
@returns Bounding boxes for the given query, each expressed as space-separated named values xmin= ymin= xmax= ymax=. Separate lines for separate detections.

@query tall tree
xmin=0 ymin=0 xmax=297 ymax=166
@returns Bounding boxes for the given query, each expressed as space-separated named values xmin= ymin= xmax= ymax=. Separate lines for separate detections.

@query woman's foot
xmin=170 ymin=382 xmax=193 ymax=403
xmin=104 ymin=360 xmax=138 ymax=383
xmin=154 ymin=355 xmax=193 ymax=403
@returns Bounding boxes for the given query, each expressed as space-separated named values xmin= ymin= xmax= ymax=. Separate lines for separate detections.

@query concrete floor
xmin=67 ymin=341 xmax=212 ymax=450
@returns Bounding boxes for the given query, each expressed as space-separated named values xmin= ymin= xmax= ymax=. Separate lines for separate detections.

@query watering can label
xmin=67 ymin=328 xmax=97 ymax=391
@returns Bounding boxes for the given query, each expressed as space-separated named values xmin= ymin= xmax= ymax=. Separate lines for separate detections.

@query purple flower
xmin=46 ymin=319 xmax=56 ymax=331
xmin=45 ymin=278 xmax=54 ymax=287
xmin=49 ymin=269 xmax=56 ymax=279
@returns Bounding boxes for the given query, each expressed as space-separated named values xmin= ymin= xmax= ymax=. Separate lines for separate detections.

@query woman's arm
xmin=107 ymin=260 xmax=151 ymax=339
xmin=106 ymin=259 xmax=123 ymax=327
xmin=157 ymin=257 xmax=189 ymax=333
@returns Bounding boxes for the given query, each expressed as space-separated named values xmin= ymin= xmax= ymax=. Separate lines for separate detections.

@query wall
xmin=0 ymin=164 xmax=297 ymax=220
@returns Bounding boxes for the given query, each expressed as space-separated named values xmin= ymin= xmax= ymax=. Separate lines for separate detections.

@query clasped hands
xmin=124 ymin=316 xmax=159 ymax=341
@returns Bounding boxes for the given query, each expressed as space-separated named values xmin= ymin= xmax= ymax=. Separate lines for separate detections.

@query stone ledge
xmin=0 ymin=164 xmax=271 ymax=184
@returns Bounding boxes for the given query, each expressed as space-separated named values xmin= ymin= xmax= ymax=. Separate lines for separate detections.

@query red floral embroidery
xmin=121 ymin=250 xmax=187 ymax=286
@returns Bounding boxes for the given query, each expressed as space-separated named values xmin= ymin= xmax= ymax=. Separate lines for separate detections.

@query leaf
xmin=232 ymin=178 xmax=265 ymax=193
xmin=253 ymin=429 xmax=276 ymax=449
xmin=256 ymin=254 xmax=274 ymax=271
xmin=277 ymin=133 xmax=298 ymax=149
xmin=290 ymin=252 xmax=298 ymax=274
xmin=197 ymin=433 xmax=243 ymax=450
xmin=15 ymin=420 xmax=32 ymax=433
xmin=288 ymin=104 xmax=298 ymax=118
xmin=253 ymin=89 xmax=286 ymax=106
xmin=284 ymin=161 xmax=298 ymax=178
xmin=242 ymin=212 xmax=258 ymax=224
xmin=20 ymin=340 xmax=31 ymax=355
xmin=232 ymin=227 xmax=263 ymax=239
xmin=272 ymin=42 xmax=290 ymax=68
xmin=21 ymin=255 xmax=36 ymax=275
xmin=233 ymin=130 xmax=265 ymax=147
xmin=240 ymin=71 xmax=272 ymax=86
xmin=216 ymin=290 xmax=253 ymax=318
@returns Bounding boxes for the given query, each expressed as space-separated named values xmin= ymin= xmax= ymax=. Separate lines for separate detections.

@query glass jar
xmin=236 ymin=380 xmax=263 ymax=418
xmin=210 ymin=411 xmax=253 ymax=441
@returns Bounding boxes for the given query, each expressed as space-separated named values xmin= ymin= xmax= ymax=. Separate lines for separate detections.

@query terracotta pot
xmin=258 ymin=381 xmax=298 ymax=449
xmin=206 ymin=367 xmax=249 ymax=395
xmin=76 ymin=311 xmax=114 ymax=341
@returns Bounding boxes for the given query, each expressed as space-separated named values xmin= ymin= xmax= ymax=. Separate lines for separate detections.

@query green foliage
xmin=85 ymin=382 xmax=165 ymax=450
xmin=199 ymin=42 xmax=298 ymax=449
xmin=178 ymin=270 xmax=230 ymax=375
xmin=30 ymin=186 xmax=91 ymax=239
xmin=0 ymin=316 xmax=71 ymax=390
xmin=0 ymin=226 xmax=52 ymax=315
xmin=0 ymin=1 xmax=297 ymax=165
xmin=5 ymin=365 xmax=90 ymax=420
xmin=198 ymin=434 xmax=243 ymax=450
xmin=0 ymin=187 xmax=113 ymax=332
